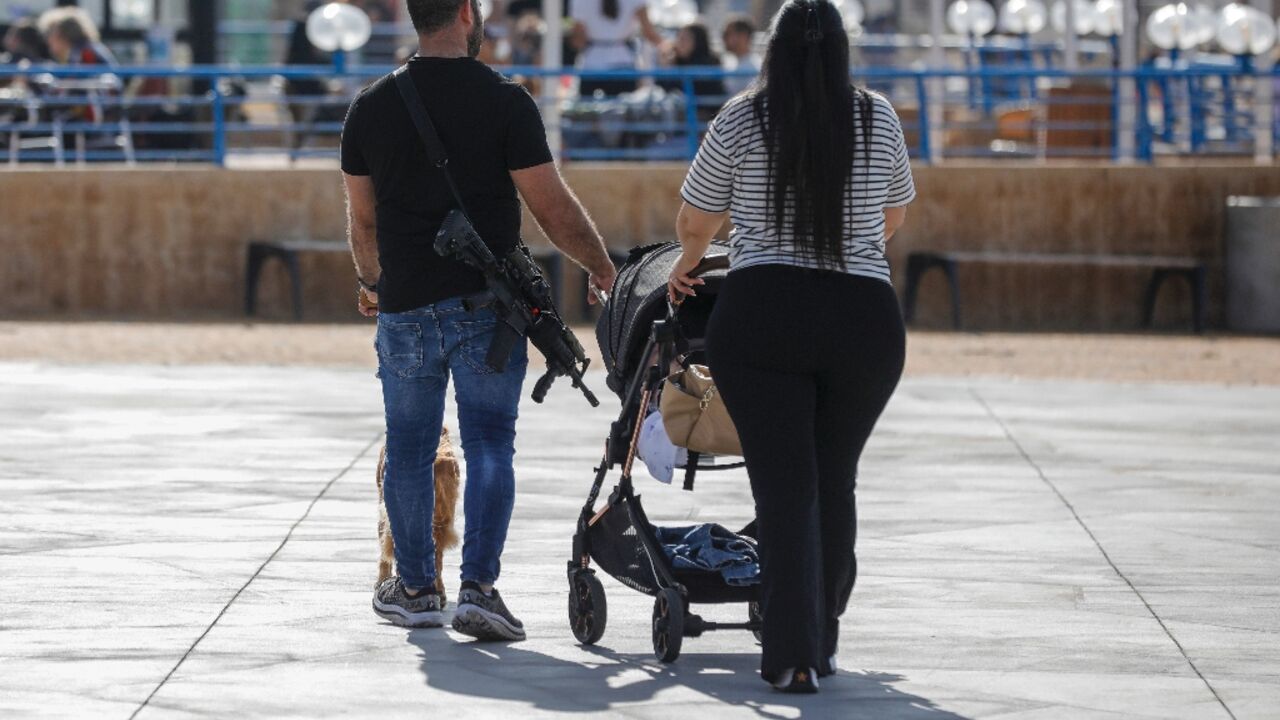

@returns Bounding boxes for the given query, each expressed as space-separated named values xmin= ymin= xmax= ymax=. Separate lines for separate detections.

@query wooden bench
xmin=902 ymin=251 xmax=1209 ymax=333
xmin=244 ymin=238 xmax=567 ymax=321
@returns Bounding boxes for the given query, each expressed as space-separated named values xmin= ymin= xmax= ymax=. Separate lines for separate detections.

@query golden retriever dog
xmin=376 ymin=426 xmax=461 ymax=598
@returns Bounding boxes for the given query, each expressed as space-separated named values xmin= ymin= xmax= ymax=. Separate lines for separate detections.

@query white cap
xmin=637 ymin=411 xmax=688 ymax=485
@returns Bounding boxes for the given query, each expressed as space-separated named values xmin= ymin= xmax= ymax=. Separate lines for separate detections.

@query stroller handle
xmin=667 ymin=253 xmax=730 ymax=314
xmin=668 ymin=254 xmax=730 ymax=312
xmin=689 ymin=254 xmax=730 ymax=278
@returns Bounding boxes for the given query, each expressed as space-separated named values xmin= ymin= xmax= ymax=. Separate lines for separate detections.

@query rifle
xmin=435 ymin=211 xmax=599 ymax=407
xmin=394 ymin=66 xmax=600 ymax=408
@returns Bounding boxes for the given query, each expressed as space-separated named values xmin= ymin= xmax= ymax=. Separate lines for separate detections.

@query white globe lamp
xmin=1215 ymin=3 xmax=1277 ymax=56
xmin=1051 ymin=0 xmax=1098 ymax=35
xmin=1146 ymin=3 xmax=1212 ymax=52
xmin=999 ymin=0 xmax=1049 ymax=35
xmin=306 ymin=3 xmax=373 ymax=72
xmin=947 ymin=0 xmax=998 ymax=37
xmin=1092 ymin=0 xmax=1123 ymax=37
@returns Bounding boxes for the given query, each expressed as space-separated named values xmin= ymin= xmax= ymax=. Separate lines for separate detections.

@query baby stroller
xmin=567 ymin=241 xmax=762 ymax=662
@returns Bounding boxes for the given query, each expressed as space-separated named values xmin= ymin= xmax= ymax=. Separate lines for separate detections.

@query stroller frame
xmin=567 ymin=254 xmax=761 ymax=663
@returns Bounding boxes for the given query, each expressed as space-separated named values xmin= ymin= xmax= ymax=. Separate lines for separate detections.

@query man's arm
xmin=343 ymin=172 xmax=381 ymax=317
xmin=511 ymin=162 xmax=616 ymax=304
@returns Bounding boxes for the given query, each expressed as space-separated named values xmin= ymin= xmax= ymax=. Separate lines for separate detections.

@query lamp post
xmin=927 ymin=0 xmax=947 ymax=164
xmin=1000 ymin=0 xmax=1048 ymax=99
xmin=542 ymin=0 xmax=563 ymax=158
xmin=1112 ymin=0 xmax=1139 ymax=161
xmin=1088 ymin=0 xmax=1124 ymax=158
xmin=1145 ymin=3 xmax=1214 ymax=148
xmin=1215 ymin=3 xmax=1278 ymax=159
xmin=947 ymin=1 xmax=997 ymax=111
xmin=1052 ymin=0 xmax=1099 ymax=70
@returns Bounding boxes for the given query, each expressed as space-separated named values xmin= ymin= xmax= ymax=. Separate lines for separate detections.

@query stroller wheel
xmin=651 ymin=588 xmax=685 ymax=663
xmin=748 ymin=601 xmax=764 ymax=643
xmin=568 ymin=569 xmax=607 ymax=645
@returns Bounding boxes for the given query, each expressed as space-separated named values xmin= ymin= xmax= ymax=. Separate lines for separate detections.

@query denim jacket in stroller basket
xmin=653 ymin=523 xmax=760 ymax=587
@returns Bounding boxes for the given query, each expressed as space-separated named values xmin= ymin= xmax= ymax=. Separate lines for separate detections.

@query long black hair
xmin=751 ymin=0 xmax=873 ymax=270
xmin=675 ymin=23 xmax=717 ymax=65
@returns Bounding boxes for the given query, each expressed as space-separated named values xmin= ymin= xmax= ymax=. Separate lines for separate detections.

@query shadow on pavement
xmin=407 ymin=631 xmax=971 ymax=718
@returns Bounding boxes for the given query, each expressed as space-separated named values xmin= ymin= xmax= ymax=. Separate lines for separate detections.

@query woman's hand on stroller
xmin=667 ymin=251 xmax=706 ymax=305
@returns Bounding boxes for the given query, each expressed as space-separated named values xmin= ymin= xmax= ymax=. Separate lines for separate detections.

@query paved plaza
xmin=1 ymin=362 xmax=1278 ymax=719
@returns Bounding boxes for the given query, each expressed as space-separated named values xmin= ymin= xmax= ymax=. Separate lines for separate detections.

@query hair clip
xmin=804 ymin=4 xmax=824 ymax=44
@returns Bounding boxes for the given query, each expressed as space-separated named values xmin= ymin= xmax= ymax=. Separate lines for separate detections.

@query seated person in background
xmin=37 ymin=8 xmax=117 ymax=126
xmin=39 ymin=8 xmax=115 ymax=66
xmin=570 ymin=0 xmax=667 ymax=98
xmin=476 ymin=24 xmax=504 ymax=65
xmin=659 ymin=22 xmax=725 ymax=119
xmin=509 ymin=13 xmax=544 ymax=66
xmin=285 ymin=1 xmax=330 ymax=108
xmin=721 ymin=15 xmax=758 ymax=97
xmin=508 ymin=14 xmax=545 ymax=93
xmin=3 ymin=19 xmax=51 ymax=65
xmin=283 ymin=1 xmax=350 ymax=147
xmin=1 ymin=19 xmax=51 ymax=95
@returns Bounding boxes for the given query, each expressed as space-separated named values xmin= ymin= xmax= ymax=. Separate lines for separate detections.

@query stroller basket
xmin=586 ymin=488 xmax=757 ymax=606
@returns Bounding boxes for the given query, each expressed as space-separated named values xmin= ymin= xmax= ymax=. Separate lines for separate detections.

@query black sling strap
xmin=393 ymin=64 xmax=471 ymax=221
xmin=683 ymin=452 xmax=699 ymax=492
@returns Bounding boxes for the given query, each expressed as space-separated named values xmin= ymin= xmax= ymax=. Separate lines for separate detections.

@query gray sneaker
xmin=373 ymin=577 xmax=444 ymax=628
xmin=452 ymin=581 xmax=526 ymax=641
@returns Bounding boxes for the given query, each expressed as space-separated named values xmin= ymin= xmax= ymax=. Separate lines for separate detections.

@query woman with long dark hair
xmin=668 ymin=0 xmax=915 ymax=693
xmin=658 ymin=22 xmax=725 ymax=119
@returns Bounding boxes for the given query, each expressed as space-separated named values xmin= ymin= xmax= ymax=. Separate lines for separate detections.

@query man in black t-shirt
xmin=342 ymin=0 xmax=615 ymax=639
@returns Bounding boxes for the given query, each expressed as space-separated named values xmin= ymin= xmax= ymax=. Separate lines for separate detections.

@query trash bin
xmin=1225 ymin=197 xmax=1280 ymax=334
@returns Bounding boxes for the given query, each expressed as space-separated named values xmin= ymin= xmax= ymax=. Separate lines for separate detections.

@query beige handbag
xmin=659 ymin=364 xmax=742 ymax=456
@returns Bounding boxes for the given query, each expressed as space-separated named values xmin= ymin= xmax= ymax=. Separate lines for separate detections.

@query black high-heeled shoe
xmin=770 ymin=667 xmax=820 ymax=694
xmin=818 ymin=654 xmax=838 ymax=678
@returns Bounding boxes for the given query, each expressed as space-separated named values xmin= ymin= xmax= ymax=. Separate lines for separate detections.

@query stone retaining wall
xmin=3 ymin=163 xmax=1275 ymax=329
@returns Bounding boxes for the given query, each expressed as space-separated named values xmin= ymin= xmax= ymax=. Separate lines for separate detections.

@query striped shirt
xmin=679 ymin=91 xmax=916 ymax=284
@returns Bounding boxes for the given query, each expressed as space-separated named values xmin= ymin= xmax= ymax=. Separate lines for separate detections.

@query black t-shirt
xmin=341 ymin=56 xmax=553 ymax=313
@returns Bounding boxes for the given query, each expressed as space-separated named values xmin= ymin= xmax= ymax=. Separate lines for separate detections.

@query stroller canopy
xmin=596 ymin=241 xmax=731 ymax=398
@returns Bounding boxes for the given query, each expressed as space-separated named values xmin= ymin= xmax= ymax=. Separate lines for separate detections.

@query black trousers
xmin=705 ymin=265 xmax=905 ymax=680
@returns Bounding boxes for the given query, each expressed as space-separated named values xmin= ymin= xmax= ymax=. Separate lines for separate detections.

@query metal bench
xmin=245 ymin=239 xmax=346 ymax=321
xmin=245 ymin=238 xmax=567 ymax=321
xmin=902 ymin=251 xmax=1209 ymax=332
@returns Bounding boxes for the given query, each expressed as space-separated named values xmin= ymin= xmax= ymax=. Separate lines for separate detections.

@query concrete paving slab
xmin=1 ymin=363 xmax=1277 ymax=719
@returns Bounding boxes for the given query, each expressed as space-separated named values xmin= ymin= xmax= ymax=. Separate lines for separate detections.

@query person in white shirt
xmin=720 ymin=15 xmax=758 ymax=97
xmin=570 ymin=0 xmax=667 ymax=97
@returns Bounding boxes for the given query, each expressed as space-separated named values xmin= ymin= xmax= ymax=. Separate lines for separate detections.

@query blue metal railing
xmin=1 ymin=63 xmax=1276 ymax=166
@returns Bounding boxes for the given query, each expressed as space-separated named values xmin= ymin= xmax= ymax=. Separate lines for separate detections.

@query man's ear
xmin=459 ymin=0 xmax=474 ymax=26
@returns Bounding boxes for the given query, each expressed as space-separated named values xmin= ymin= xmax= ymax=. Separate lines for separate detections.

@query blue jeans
xmin=376 ymin=297 xmax=528 ymax=590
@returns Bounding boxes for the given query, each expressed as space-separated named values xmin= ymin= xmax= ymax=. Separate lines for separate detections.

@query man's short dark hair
xmin=723 ymin=15 xmax=756 ymax=37
xmin=407 ymin=0 xmax=468 ymax=34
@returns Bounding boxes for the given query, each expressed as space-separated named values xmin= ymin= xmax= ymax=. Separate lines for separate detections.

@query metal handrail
xmin=3 ymin=62 xmax=1278 ymax=79
xmin=2 ymin=62 xmax=1276 ymax=165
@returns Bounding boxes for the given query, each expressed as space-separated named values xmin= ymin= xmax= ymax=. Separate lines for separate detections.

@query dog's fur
xmin=376 ymin=426 xmax=461 ymax=597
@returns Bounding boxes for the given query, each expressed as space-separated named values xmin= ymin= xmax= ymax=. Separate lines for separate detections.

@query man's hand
xmin=358 ymin=287 xmax=379 ymax=318
xmin=511 ymin=162 xmax=614 ymax=305
xmin=588 ymin=263 xmax=616 ymax=305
